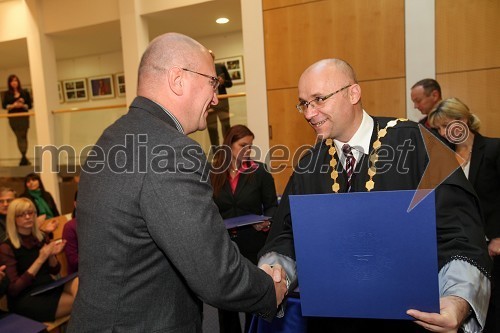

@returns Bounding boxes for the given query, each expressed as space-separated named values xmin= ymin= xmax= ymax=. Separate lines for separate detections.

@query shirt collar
xmin=333 ymin=110 xmax=373 ymax=161
xmin=152 ymin=100 xmax=185 ymax=134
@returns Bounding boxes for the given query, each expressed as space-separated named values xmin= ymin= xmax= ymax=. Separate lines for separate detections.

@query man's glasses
xmin=296 ymin=84 xmax=353 ymax=113
xmin=0 ymin=198 xmax=14 ymax=204
xmin=16 ymin=210 xmax=35 ymax=218
xmin=182 ymin=68 xmax=220 ymax=91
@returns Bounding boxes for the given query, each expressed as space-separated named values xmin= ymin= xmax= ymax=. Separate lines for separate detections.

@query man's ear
xmin=431 ymin=90 xmax=440 ymax=100
xmin=349 ymin=84 xmax=361 ymax=105
xmin=168 ymin=67 xmax=184 ymax=96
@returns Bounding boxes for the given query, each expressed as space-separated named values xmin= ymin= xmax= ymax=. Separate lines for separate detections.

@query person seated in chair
xmin=0 ymin=198 xmax=78 ymax=322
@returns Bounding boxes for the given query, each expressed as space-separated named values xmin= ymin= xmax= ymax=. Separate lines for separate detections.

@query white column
xmin=405 ymin=0 xmax=435 ymax=122
xmin=118 ymin=0 xmax=150 ymax=107
xmin=25 ymin=0 xmax=61 ymax=210
xmin=241 ymin=0 xmax=270 ymax=159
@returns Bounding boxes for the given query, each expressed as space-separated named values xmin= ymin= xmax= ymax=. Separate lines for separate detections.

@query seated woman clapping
xmin=0 ymin=198 xmax=78 ymax=322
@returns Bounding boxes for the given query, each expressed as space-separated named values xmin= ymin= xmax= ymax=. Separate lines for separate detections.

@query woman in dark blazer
xmin=20 ymin=173 xmax=60 ymax=219
xmin=1 ymin=74 xmax=32 ymax=166
xmin=429 ymin=97 xmax=500 ymax=333
xmin=210 ymin=124 xmax=278 ymax=333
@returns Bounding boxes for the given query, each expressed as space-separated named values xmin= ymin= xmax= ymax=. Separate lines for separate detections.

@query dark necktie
xmin=342 ymin=144 xmax=356 ymax=192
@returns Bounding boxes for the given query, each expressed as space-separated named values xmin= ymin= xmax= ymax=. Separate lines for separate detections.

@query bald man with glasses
xmin=68 ymin=33 xmax=287 ymax=333
xmin=259 ymin=58 xmax=491 ymax=333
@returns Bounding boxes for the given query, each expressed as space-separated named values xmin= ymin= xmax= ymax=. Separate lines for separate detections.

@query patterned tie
xmin=342 ymin=144 xmax=356 ymax=192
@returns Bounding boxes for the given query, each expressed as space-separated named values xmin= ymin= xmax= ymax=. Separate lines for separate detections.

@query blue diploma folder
xmin=289 ymin=190 xmax=439 ymax=320
xmin=0 ymin=313 xmax=47 ymax=333
xmin=223 ymin=214 xmax=271 ymax=229
xmin=30 ymin=272 xmax=78 ymax=296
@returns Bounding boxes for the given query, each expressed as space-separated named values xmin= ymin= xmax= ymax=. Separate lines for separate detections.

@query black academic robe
xmin=261 ymin=116 xmax=491 ymax=333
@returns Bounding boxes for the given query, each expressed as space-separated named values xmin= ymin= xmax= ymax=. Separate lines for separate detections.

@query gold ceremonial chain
xmin=325 ymin=118 xmax=408 ymax=192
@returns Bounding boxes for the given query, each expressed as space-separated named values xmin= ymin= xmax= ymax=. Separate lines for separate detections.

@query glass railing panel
xmin=0 ymin=112 xmax=37 ymax=167
xmin=52 ymin=106 xmax=127 ymax=167
xmin=189 ymin=93 xmax=247 ymax=155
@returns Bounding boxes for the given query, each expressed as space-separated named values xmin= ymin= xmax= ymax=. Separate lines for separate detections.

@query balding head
xmin=297 ymin=58 xmax=362 ymax=142
xmin=136 ymin=33 xmax=218 ymax=134
xmin=301 ymin=59 xmax=358 ymax=86
xmin=138 ymin=33 xmax=209 ymax=94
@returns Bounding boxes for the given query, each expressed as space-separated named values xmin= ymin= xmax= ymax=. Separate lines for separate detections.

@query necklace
xmin=325 ymin=118 xmax=407 ymax=193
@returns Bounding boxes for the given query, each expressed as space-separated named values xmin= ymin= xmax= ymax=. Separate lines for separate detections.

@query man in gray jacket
xmin=68 ymin=32 xmax=287 ymax=333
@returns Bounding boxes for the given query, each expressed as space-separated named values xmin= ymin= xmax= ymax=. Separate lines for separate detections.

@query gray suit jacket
xmin=68 ymin=96 xmax=277 ymax=333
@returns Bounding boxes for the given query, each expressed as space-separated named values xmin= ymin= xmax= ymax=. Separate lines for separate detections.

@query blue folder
xmin=30 ymin=272 xmax=78 ymax=296
xmin=0 ymin=312 xmax=47 ymax=333
xmin=223 ymin=214 xmax=271 ymax=229
xmin=289 ymin=190 xmax=439 ymax=320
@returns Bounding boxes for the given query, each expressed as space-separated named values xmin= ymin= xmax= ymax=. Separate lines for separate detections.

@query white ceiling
xmin=0 ymin=0 xmax=241 ymax=70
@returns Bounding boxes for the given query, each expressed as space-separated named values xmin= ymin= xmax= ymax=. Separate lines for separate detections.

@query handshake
xmin=259 ymin=264 xmax=289 ymax=307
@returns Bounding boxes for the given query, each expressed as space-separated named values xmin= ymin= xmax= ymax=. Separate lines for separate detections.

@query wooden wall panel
xmin=437 ymin=69 xmax=500 ymax=137
xmin=436 ymin=0 xmax=500 ymax=138
xmin=269 ymin=166 xmax=293 ymax=196
xmin=267 ymin=88 xmax=317 ymax=149
xmin=263 ymin=0 xmax=405 ymax=90
xmin=358 ymin=78 xmax=406 ymax=119
xmin=262 ymin=0 xmax=317 ymax=11
xmin=436 ymin=0 xmax=500 ymax=73
xmin=263 ymin=0 xmax=406 ymax=192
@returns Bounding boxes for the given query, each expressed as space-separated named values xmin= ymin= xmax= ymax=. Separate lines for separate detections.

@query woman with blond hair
xmin=0 ymin=197 xmax=78 ymax=322
xmin=429 ymin=97 xmax=500 ymax=333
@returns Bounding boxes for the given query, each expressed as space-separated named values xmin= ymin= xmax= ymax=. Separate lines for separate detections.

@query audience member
xmin=207 ymin=50 xmax=233 ymax=147
xmin=211 ymin=125 xmax=278 ymax=333
xmin=0 ymin=198 xmax=78 ymax=322
xmin=259 ymin=59 xmax=491 ymax=333
xmin=410 ymin=78 xmax=442 ymax=129
xmin=0 ymin=264 xmax=7 ymax=298
xmin=21 ymin=173 xmax=60 ymax=219
xmin=1 ymin=74 xmax=33 ymax=166
xmin=428 ymin=97 xmax=500 ymax=333
xmin=62 ymin=191 xmax=78 ymax=275
xmin=67 ymin=32 xmax=286 ymax=333
xmin=0 ymin=187 xmax=16 ymax=242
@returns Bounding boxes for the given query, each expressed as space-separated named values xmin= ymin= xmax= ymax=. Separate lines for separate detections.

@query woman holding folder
xmin=210 ymin=124 xmax=279 ymax=333
xmin=0 ymin=198 xmax=78 ymax=322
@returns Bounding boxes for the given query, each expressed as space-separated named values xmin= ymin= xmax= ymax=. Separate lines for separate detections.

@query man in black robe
xmin=259 ymin=59 xmax=491 ymax=333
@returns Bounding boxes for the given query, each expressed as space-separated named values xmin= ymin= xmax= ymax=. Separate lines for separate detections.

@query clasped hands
xmin=12 ymin=98 xmax=26 ymax=109
xmin=259 ymin=264 xmax=288 ymax=307
xmin=39 ymin=239 xmax=66 ymax=261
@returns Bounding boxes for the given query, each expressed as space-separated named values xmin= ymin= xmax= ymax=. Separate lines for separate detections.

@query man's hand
xmin=259 ymin=263 xmax=288 ymax=307
xmin=407 ymin=295 xmax=470 ymax=332
xmin=252 ymin=220 xmax=271 ymax=232
xmin=488 ymin=237 xmax=500 ymax=257
xmin=39 ymin=216 xmax=58 ymax=233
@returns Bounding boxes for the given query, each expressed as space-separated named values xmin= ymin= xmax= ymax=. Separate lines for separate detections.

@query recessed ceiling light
xmin=216 ymin=17 xmax=229 ymax=24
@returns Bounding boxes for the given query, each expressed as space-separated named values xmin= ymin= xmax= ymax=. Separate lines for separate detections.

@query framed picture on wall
xmin=57 ymin=81 xmax=64 ymax=103
xmin=63 ymin=79 xmax=87 ymax=102
xmin=115 ymin=73 xmax=126 ymax=97
xmin=216 ymin=56 xmax=244 ymax=85
xmin=88 ymin=75 xmax=114 ymax=99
